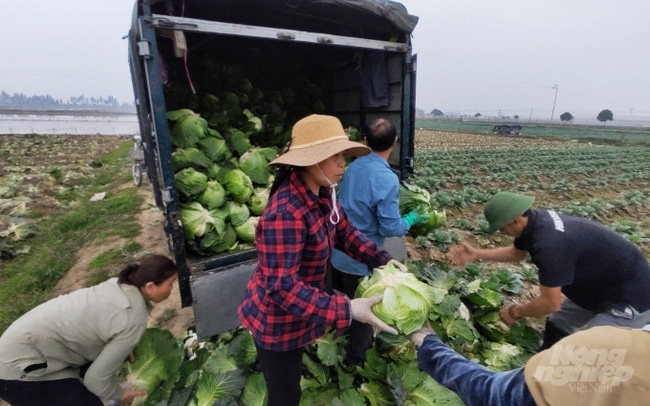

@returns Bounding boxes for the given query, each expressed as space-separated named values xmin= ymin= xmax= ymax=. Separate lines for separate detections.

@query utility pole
xmin=550 ymin=84 xmax=559 ymax=121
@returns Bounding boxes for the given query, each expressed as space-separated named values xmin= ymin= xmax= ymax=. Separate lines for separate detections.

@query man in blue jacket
xmin=330 ymin=118 xmax=427 ymax=365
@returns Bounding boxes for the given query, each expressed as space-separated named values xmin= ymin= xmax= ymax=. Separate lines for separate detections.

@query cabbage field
xmin=1 ymin=129 xmax=649 ymax=405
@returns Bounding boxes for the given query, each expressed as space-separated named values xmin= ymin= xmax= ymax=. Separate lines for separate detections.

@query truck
xmin=127 ymin=0 xmax=419 ymax=338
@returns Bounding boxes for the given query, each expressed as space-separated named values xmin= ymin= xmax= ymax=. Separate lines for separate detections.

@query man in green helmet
xmin=447 ymin=191 xmax=650 ymax=350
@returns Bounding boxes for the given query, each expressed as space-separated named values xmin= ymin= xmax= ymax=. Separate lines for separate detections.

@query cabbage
xmin=175 ymin=167 xmax=208 ymax=198
xmin=240 ymin=372 xmax=268 ymax=406
xmin=399 ymin=182 xmax=431 ymax=215
xmin=229 ymin=129 xmax=251 ymax=156
xmin=180 ymin=202 xmax=215 ymax=239
xmin=409 ymin=209 xmax=447 ymax=236
xmin=172 ymin=147 xmax=213 ymax=172
xmin=357 ymin=260 xmax=439 ymax=335
xmin=201 ymin=224 xmax=237 ymax=253
xmin=243 ymin=108 xmax=263 ymax=132
xmin=248 ymin=187 xmax=269 ymax=215
xmin=167 ymin=109 xmax=208 ymax=148
xmin=125 ymin=328 xmax=184 ymax=405
xmin=234 ymin=216 xmax=258 ymax=243
xmin=197 ymin=136 xmax=232 ymax=163
xmin=206 ymin=163 xmax=223 ymax=180
xmin=198 ymin=180 xmax=226 ymax=210
xmin=0 ymin=217 xmax=38 ymax=241
xmin=238 ymin=147 xmax=278 ymax=185
xmin=227 ymin=201 xmax=250 ymax=227
xmin=219 ymin=169 xmax=254 ymax=204
xmin=399 ymin=182 xmax=447 ymax=236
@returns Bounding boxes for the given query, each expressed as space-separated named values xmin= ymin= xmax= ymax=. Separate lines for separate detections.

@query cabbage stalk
xmin=357 ymin=260 xmax=438 ymax=335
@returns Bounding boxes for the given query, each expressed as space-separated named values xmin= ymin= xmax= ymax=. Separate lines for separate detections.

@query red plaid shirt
xmin=238 ymin=170 xmax=391 ymax=351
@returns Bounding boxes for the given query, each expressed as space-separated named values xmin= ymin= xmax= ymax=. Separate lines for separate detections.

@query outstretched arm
xmin=500 ymin=286 xmax=563 ymax=326
xmin=447 ymin=242 xmax=526 ymax=266
xmin=410 ymin=325 xmax=535 ymax=406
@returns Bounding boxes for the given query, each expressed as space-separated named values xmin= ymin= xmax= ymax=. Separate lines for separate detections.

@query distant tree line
xmin=424 ymin=107 xmax=615 ymax=125
xmin=0 ymin=90 xmax=134 ymax=108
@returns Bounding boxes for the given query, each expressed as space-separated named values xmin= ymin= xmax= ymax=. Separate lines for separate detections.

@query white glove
xmin=387 ymin=259 xmax=409 ymax=272
xmin=350 ymin=294 xmax=398 ymax=335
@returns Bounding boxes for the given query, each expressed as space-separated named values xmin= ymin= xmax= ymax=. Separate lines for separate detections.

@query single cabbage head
xmin=124 ymin=328 xmax=183 ymax=405
xmin=180 ymin=202 xmax=215 ymax=239
xmin=198 ymin=180 xmax=226 ymax=210
xmin=356 ymin=260 xmax=438 ymax=335
xmin=220 ymin=169 xmax=254 ymax=204
xmin=197 ymin=136 xmax=233 ymax=163
xmin=167 ymin=109 xmax=208 ymax=148
xmin=234 ymin=216 xmax=258 ymax=243
xmin=175 ymin=167 xmax=208 ymax=198
xmin=172 ymin=147 xmax=213 ymax=172
xmin=399 ymin=182 xmax=431 ymax=215
xmin=227 ymin=201 xmax=250 ymax=227
xmin=249 ymin=187 xmax=270 ymax=215
xmin=239 ymin=147 xmax=278 ymax=186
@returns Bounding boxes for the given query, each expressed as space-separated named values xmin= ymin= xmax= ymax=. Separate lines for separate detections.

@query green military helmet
xmin=484 ymin=192 xmax=534 ymax=233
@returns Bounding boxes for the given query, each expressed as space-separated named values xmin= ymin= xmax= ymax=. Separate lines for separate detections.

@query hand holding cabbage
xmin=350 ymin=294 xmax=398 ymax=335
xmin=356 ymin=260 xmax=441 ymax=335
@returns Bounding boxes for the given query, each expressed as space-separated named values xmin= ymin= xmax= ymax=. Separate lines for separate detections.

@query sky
xmin=1 ymin=0 xmax=649 ymax=123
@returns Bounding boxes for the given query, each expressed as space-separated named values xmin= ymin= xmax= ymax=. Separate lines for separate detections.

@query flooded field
xmin=0 ymin=111 xmax=139 ymax=136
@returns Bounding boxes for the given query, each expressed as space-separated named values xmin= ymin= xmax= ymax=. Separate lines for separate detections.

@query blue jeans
xmin=417 ymin=335 xmax=536 ymax=406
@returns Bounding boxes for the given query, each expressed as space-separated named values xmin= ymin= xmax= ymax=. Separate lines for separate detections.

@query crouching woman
xmin=0 ymin=254 xmax=178 ymax=406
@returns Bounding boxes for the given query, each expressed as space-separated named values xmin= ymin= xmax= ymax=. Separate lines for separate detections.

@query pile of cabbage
xmin=169 ymin=108 xmax=277 ymax=255
xmin=162 ymin=39 xmax=334 ymax=255
xmin=123 ymin=259 xmax=542 ymax=406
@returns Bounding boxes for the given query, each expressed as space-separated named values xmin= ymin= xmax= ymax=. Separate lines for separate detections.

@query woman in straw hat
xmin=238 ymin=114 xmax=397 ymax=406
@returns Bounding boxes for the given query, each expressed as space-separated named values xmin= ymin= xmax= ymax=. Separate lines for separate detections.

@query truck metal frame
xmin=128 ymin=0 xmax=418 ymax=338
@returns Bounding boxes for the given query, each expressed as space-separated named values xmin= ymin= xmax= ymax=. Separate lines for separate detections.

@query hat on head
xmin=270 ymin=114 xmax=370 ymax=167
xmin=484 ymin=192 xmax=535 ymax=234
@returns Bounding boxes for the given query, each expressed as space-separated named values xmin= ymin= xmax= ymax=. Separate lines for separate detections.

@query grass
xmin=0 ymin=139 xmax=144 ymax=332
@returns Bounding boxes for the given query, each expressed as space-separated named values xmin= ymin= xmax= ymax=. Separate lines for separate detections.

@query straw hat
xmin=270 ymin=114 xmax=370 ymax=167
xmin=484 ymin=192 xmax=535 ymax=233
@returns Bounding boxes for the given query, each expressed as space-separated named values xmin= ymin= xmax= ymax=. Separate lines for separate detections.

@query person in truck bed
xmin=330 ymin=117 xmax=428 ymax=366
xmin=238 ymin=114 xmax=397 ymax=406
xmin=0 ymin=254 xmax=179 ymax=406
xmin=447 ymin=191 xmax=650 ymax=350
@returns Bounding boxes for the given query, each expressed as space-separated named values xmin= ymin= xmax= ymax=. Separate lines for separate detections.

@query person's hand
xmin=350 ymin=294 xmax=398 ymax=335
xmin=127 ymin=351 xmax=135 ymax=363
xmin=403 ymin=210 xmax=430 ymax=228
xmin=408 ymin=320 xmax=436 ymax=348
xmin=499 ymin=305 xmax=522 ymax=327
xmin=447 ymin=242 xmax=476 ymax=266
xmin=119 ymin=389 xmax=147 ymax=405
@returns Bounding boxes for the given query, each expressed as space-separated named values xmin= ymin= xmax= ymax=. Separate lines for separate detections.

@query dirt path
xmin=48 ymin=182 xmax=195 ymax=337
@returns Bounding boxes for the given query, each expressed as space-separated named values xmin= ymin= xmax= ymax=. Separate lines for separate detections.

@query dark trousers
xmin=254 ymin=343 xmax=305 ymax=406
xmin=330 ymin=265 xmax=374 ymax=365
xmin=0 ymin=378 xmax=104 ymax=406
